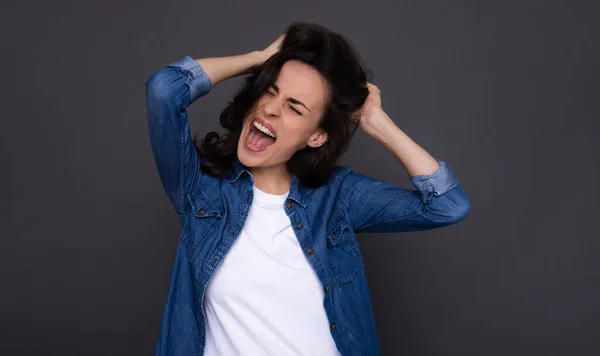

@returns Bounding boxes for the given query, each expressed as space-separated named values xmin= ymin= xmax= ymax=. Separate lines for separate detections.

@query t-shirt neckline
xmin=252 ymin=185 xmax=289 ymax=209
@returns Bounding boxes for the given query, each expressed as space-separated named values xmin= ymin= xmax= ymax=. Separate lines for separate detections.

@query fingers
xmin=366 ymin=82 xmax=379 ymax=92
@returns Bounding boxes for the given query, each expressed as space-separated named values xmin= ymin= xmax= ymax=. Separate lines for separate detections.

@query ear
xmin=306 ymin=128 xmax=328 ymax=148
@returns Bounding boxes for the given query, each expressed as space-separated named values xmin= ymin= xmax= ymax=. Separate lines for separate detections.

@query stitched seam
xmin=197 ymin=189 xmax=220 ymax=213
xmin=331 ymin=170 xmax=348 ymax=205
xmin=177 ymin=116 xmax=187 ymax=215
xmin=328 ymin=220 xmax=363 ymax=286
xmin=355 ymin=191 xmax=420 ymax=230
xmin=170 ymin=65 xmax=190 ymax=215
xmin=359 ymin=209 xmax=423 ymax=231
xmin=190 ymin=221 xmax=219 ymax=262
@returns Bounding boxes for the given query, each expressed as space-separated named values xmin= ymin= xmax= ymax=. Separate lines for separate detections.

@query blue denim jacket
xmin=145 ymin=55 xmax=471 ymax=356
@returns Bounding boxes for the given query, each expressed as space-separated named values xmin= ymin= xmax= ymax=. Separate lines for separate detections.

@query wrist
xmin=362 ymin=110 xmax=394 ymax=137
xmin=249 ymin=50 xmax=268 ymax=67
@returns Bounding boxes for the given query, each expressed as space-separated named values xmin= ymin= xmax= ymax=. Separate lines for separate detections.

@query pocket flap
xmin=187 ymin=190 xmax=222 ymax=219
xmin=326 ymin=217 xmax=351 ymax=246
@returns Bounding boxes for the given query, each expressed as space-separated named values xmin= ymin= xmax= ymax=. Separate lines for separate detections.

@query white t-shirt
xmin=203 ymin=185 xmax=341 ymax=356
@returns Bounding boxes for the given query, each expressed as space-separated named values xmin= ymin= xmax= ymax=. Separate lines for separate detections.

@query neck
xmin=250 ymin=163 xmax=292 ymax=195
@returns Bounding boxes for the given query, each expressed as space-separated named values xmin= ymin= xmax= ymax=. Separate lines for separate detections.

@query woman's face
xmin=237 ymin=60 xmax=329 ymax=170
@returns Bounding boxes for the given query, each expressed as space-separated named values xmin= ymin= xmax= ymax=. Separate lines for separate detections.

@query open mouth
xmin=246 ymin=119 xmax=277 ymax=151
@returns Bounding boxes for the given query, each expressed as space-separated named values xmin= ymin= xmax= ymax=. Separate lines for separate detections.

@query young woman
xmin=146 ymin=22 xmax=470 ymax=356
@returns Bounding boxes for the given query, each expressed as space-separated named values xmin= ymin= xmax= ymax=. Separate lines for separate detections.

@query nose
xmin=262 ymin=95 xmax=283 ymax=118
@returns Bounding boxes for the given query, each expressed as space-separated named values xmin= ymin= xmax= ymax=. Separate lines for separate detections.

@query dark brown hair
xmin=193 ymin=22 xmax=371 ymax=188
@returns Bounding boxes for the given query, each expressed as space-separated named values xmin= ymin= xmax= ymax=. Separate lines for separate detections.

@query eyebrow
xmin=271 ymin=84 xmax=311 ymax=112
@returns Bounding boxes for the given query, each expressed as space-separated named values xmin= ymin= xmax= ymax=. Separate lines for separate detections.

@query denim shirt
xmin=145 ymin=55 xmax=471 ymax=356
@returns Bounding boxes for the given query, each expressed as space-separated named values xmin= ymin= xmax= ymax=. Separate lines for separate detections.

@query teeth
xmin=253 ymin=121 xmax=276 ymax=138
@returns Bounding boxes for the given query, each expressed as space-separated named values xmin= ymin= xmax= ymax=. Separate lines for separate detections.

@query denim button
xmin=331 ymin=322 xmax=336 ymax=330
xmin=307 ymin=248 xmax=314 ymax=255
xmin=296 ymin=223 xmax=302 ymax=229
xmin=324 ymin=285 xmax=329 ymax=293
xmin=199 ymin=208 xmax=205 ymax=215
xmin=286 ymin=201 xmax=293 ymax=209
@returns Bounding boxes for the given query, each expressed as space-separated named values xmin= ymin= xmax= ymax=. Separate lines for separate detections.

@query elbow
xmin=145 ymin=70 xmax=170 ymax=102
xmin=450 ymin=192 xmax=471 ymax=223
xmin=424 ymin=185 xmax=472 ymax=225
xmin=145 ymin=67 xmax=182 ymax=103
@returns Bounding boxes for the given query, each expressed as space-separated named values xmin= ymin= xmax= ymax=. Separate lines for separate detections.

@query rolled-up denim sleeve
xmin=144 ymin=56 xmax=213 ymax=215
xmin=339 ymin=158 xmax=471 ymax=233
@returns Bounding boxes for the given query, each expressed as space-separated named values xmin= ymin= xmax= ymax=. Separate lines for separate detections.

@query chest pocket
xmin=186 ymin=190 xmax=224 ymax=258
xmin=326 ymin=216 xmax=365 ymax=287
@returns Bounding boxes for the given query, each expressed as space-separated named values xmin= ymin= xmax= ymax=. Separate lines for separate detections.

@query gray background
xmin=2 ymin=0 xmax=599 ymax=355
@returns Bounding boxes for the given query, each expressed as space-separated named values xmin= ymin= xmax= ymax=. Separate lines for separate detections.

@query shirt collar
xmin=227 ymin=156 xmax=307 ymax=208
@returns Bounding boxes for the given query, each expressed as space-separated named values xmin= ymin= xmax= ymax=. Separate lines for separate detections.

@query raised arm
xmin=340 ymin=160 xmax=470 ymax=233
xmin=340 ymin=82 xmax=471 ymax=233
xmin=144 ymin=43 xmax=277 ymax=214
xmin=196 ymin=34 xmax=283 ymax=85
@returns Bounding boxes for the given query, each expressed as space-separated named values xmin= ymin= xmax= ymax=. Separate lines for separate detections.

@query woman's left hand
xmin=354 ymin=82 xmax=388 ymax=132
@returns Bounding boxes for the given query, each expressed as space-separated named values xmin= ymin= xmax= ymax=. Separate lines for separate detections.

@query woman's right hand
xmin=195 ymin=34 xmax=286 ymax=86
xmin=259 ymin=34 xmax=285 ymax=63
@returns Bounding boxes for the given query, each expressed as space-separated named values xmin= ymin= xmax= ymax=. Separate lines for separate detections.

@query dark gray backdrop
xmin=2 ymin=1 xmax=599 ymax=355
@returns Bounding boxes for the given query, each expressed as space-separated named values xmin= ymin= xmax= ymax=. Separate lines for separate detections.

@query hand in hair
xmin=259 ymin=34 xmax=285 ymax=63
xmin=354 ymin=82 xmax=384 ymax=130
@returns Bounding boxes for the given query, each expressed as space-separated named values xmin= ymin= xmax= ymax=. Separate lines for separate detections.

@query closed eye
xmin=290 ymin=106 xmax=302 ymax=115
